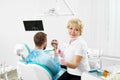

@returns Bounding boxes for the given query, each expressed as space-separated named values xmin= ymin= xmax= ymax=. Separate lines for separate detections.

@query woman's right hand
xmin=60 ymin=58 xmax=67 ymax=66
xmin=58 ymin=49 xmax=64 ymax=58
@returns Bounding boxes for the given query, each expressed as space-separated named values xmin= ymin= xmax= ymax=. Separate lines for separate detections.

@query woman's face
xmin=68 ymin=24 xmax=80 ymax=39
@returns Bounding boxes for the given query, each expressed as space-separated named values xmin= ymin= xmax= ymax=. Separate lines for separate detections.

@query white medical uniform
xmin=64 ymin=36 xmax=90 ymax=76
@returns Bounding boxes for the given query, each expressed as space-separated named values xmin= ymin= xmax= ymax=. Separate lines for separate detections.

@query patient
xmin=26 ymin=32 xmax=63 ymax=80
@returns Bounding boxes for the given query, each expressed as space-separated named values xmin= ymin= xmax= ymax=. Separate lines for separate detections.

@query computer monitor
xmin=23 ymin=20 xmax=44 ymax=31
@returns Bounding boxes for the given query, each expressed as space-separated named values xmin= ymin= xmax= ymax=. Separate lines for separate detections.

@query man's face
xmin=43 ymin=40 xmax=47 ymax=50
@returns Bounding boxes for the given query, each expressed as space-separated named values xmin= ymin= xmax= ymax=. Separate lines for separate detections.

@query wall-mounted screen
xmin=23 ymin=20 xmax=44 ymax=31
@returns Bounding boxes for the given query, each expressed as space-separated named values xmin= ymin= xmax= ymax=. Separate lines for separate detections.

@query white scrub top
xmin=64 ymin=36 xmax=90 ymax=76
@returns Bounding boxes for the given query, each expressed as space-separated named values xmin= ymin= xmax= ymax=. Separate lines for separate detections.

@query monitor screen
xmin=23 ymin=20 xmax=44 ymax=31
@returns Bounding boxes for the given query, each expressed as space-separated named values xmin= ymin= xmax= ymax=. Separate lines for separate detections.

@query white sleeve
xmin=75 ymin=41 xmax=88 ymax=56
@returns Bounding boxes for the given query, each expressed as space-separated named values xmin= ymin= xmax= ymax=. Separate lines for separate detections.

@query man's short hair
xmin=34 ymin=32 xmax=47 ymax=47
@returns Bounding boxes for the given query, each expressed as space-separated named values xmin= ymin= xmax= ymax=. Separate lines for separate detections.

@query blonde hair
xmin=67 ymin=18 xmax=83 ymax=35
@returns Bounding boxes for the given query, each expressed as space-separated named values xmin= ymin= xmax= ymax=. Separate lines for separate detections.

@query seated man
xmin=26 ymin=32 xmax=63 ymax=80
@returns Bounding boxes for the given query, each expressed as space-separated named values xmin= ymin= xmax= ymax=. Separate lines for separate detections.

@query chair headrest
xmin=14 ymin=43 xmax=31 ymax=61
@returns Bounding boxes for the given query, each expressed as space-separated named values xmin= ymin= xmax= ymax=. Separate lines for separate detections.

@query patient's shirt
xmin=26 ymin=49 xmax=61 ymax=76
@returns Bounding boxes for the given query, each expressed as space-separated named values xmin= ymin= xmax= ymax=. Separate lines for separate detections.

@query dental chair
xmin=17 ymin=61 xmax=53 ymax=80
xmin=14 ymin=43 xmax=53 ymax=80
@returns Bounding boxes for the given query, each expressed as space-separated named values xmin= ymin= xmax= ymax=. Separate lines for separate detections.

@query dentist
xmin=58 ymin=18 xmax=90 ymax=80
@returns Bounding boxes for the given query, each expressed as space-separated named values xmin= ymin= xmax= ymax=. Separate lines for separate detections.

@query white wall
xmin=0 ymin=0 xmax=120 ymax=66
xmin=88 ymin=0 xmax=120 ymax=58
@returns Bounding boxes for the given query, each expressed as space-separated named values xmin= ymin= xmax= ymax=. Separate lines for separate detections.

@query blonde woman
xmin=57 ymin=18 xmax=90 ymax=80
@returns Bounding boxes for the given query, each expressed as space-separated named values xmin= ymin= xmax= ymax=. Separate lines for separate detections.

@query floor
xmin=0 ymin=69 xmax=17 ymax=80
